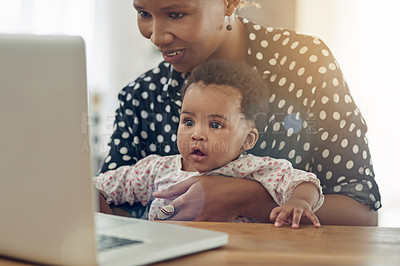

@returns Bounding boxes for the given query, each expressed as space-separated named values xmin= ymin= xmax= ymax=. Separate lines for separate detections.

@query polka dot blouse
xmin=99 ymin=17 xmax=381 ymax=211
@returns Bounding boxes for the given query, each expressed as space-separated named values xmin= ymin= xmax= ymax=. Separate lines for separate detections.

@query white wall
xmin=296 ymin=0 xmax=400 ymax=227
xmin=89 ymin=0 xmax=161 ymax=169
xmin=238 ymin=0 xmax=296 ymax=29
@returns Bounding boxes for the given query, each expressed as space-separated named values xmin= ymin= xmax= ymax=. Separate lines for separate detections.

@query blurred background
xmin=1 ymin=0 xmax=399 ymax=227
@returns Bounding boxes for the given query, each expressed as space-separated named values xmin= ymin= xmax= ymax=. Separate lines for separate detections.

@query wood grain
xmin=154 ymin=222 xmax=400 ymax=265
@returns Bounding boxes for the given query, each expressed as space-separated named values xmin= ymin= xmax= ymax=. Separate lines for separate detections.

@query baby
xmin=94 ymin=60 xmax=324 ymax=228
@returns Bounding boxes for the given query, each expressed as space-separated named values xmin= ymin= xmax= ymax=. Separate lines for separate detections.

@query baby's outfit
xmin=94 ymin=154 xmax=324 ymax=222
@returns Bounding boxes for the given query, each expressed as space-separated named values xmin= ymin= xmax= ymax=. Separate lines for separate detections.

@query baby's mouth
xmin=190 ymin=149 xmax=207 ymax=161
xmin=192 ymin=149 xmax=205 ymax=156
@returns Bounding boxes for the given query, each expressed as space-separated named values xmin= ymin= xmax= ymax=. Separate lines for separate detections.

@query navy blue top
xmin=99 ymin=18 xmax=381 ymax=212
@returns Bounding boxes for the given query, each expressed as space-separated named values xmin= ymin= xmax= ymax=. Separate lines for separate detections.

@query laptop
xmin=0 ymin=34 xmax=228 ymax=266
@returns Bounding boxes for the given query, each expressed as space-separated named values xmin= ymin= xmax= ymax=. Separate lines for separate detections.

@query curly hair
xmin=182 ymin=60 xmax=269 ymax=134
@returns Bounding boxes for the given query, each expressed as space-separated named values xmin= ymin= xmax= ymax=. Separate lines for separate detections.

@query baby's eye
xmin=184 ymin=119 xmax=194 ymax=127
xmin=210 ymin=121 xmax=223 ymax=129
xmin=169 ymin=12 xmax=185 ymax=19
xmin=138 ymin=11 xmax=151 ymax=18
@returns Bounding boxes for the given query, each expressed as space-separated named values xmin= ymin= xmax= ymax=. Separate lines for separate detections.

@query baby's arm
xmin=93 ymin=155 xmax=161 ymax=207
xmin=207 ymin=155 xmax=324 ymax=226
xmin=270 ymin=182 xmax=321 ymax=229
xmin=94 ymin=165 xmax=139 ymax=206
xmin=244 ymin=159 xmax=324 ymax=228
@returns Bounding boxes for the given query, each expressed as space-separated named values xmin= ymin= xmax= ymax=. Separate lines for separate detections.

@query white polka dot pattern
xmin=240 ymin=18 xmax=380 ymax=210
xmin=98 ymin=17 xmax=381 ymax=215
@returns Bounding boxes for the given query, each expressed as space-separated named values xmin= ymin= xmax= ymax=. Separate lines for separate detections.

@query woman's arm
xmin=153 ymin=175 xmax=277 ymax=222
xmin=153 ymin=176 xmax=378 ymax=225
xmin=99 ymin=192 xmax=113 ymax=214
xmin=314 ymin=194 xmax=378 ymax=226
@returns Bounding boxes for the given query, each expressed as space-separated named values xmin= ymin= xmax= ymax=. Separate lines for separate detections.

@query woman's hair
xmin=239 ymin=0 xmax=261 ymax=9
xmin=182 ymin=60 xmax=269 ymax=134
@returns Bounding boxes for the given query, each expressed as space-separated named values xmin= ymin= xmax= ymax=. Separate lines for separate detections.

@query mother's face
xmin=133 ymin=0 xmax=229 ymax=73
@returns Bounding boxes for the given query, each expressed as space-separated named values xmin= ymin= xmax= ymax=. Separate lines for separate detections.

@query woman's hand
xmin=153 ymin=175 xmax=277 ymax=222
xmin=270 ymin=198 xmax=321 ymax=229
xmin=98 ymin=192 xmax=113 ymax=214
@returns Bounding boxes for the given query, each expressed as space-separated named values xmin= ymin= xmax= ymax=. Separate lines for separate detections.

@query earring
xmin=226 ymin=15 xmax=233 ymax=31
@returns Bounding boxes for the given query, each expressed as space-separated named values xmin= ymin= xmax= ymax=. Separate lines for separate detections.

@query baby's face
xmin=177 ymin=83 xmax=252 ymax=173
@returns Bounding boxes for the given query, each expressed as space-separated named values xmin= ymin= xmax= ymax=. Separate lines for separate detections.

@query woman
xmin=98 ymin=0 xmax=381 ymax=225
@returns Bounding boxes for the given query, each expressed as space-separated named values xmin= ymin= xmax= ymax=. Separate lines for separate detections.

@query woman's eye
xmin=184 ymin=119 xmax=194 ymax=127
xmin=138 ymin=11 xmax=151 ymax=18
xmin=210 ymin=122 xmax=223 ymax=129
xmin=169 ymin=12 xmax=184 ymax=19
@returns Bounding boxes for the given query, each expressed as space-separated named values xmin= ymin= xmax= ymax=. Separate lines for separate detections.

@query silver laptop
xmin=0 ymin=34 xmax=227 ymax=266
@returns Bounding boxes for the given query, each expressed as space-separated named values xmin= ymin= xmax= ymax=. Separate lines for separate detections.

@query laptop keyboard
xmin=96 ymin=234 xmax=143 ymax=252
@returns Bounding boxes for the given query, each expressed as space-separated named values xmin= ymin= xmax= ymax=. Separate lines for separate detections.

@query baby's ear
xmin=243 ymin=127 xmax=259 ymax=151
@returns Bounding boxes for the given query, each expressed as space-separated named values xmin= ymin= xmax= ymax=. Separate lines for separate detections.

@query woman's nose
xmin=150 ymin=19 xmax=174 ymax=47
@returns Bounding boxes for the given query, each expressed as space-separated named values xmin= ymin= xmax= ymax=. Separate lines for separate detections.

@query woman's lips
xmin=162 ymin=49 xmax=186 ymax=65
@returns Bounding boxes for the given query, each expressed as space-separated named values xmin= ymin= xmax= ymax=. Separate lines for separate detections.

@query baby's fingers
xmin=269 ymin=206 xmax=282 ymax=223
xmin=272 ymin=207 xmax=292 ymax=227
xmin=291 ymin=208 xmax=304 ymax=229
xmin=304 ymin=210 xmax=321 ymax=228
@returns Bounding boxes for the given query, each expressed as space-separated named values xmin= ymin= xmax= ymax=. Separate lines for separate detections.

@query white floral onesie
xmin=94 ymin=154 xmax=324 ymax=222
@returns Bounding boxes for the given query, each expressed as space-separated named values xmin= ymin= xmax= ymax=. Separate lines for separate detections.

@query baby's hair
xmin=182 ymin=60 xmax=269 ymax=134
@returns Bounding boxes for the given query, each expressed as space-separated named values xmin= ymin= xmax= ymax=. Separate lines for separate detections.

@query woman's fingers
xmin=154 ymin=179 xmax=205 ymax=221
xmin=152 ymin=176 xmax=199 ymax=199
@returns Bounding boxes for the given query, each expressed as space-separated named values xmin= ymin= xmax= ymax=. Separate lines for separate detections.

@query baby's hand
xmin=270 ymin=198 xmax=320 ymax=229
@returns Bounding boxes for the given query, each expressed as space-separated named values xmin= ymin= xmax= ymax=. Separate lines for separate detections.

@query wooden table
xmin=154 ymin=222 xmax=400 ymax=266
xmin=1 ymin=222 xmax=399 ymax=266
